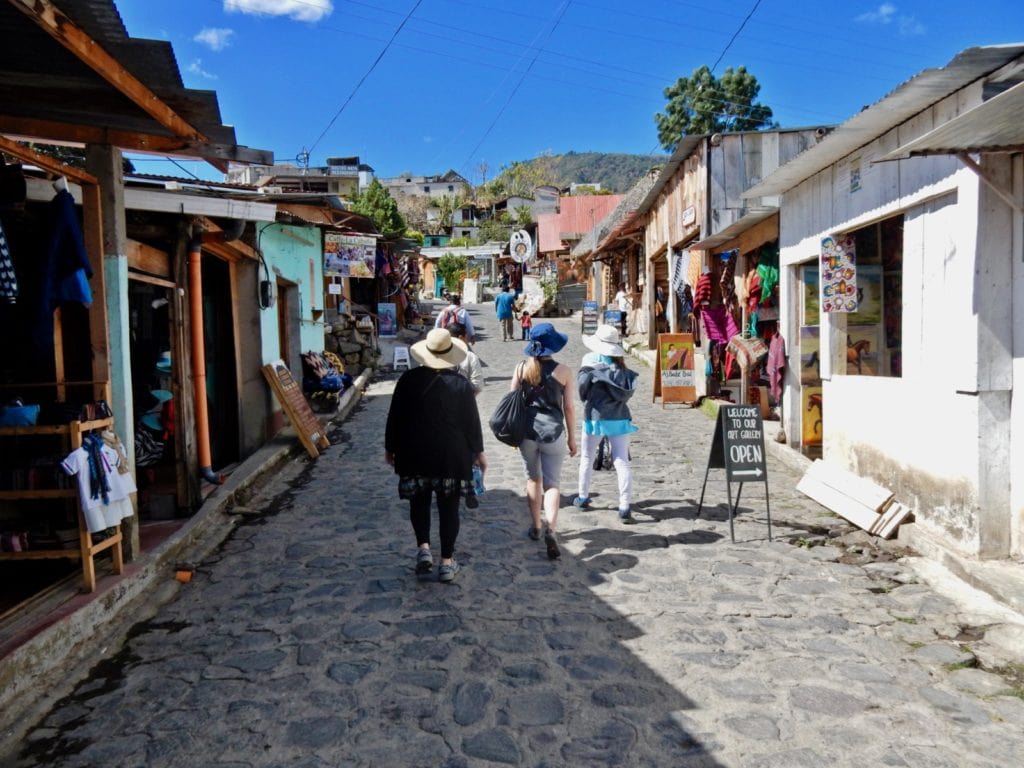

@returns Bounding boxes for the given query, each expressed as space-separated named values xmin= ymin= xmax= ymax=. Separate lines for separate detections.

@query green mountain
xmin=519 ymin=151 xmax=666 ymax=194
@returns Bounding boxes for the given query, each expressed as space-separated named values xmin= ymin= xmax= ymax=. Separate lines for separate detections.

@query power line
xmin=305 ymin=0 xmax=424 ymax=158
xmin=710 ymin=0 xmax=762 ymax=74
xmin=457 ymin=1 xmax=574 ymax=177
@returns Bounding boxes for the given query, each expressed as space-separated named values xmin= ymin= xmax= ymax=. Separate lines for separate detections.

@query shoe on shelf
xmin=544 ymin=529 xmax=560 ymax=560
xmin=438 ymin=560 xmax=461 ymax=583
xmin=466 ymin=492 xmax=479 ymax=509
xmin=572 ymin=496 xmax=591 ymax=510
xmin=528 ymin=526 xmax=541 ymax=541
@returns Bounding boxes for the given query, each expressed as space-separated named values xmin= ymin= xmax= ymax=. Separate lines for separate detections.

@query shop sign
xmin=820 ymin=234 xmax=858 ymax=312
xmin=682 ymin=205 xmax=696 ymax=227
xmin=510 ymin=229 xmax=532 ymax=263
xmin=581 ymin=300 xmax=599 ymax=335
xmin=325 ymin=233 xmax=375 ymax=279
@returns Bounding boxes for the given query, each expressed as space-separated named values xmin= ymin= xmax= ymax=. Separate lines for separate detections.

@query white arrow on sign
xmin=732 ymin=468 xmax=763 ymax=477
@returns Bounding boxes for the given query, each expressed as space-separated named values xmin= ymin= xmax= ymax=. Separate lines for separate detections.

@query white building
xmin=744 ymin=44 xmax=1024 ymax=563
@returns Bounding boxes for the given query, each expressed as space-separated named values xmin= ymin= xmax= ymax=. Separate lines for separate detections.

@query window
xmin=448 ymin=185 xmax=454 ymax=192
xmin=424 ymin=186 xmax=430 ymax=194
xmin=842 ymin=215 xmax=902 ymax=377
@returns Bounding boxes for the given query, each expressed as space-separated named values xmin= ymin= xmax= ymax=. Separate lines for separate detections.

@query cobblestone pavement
xmin=3 ymin=310 xmax=1023 ymax=767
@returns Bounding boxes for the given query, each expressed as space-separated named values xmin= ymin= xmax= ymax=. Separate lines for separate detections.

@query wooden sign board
xmin=654 ymin=333 xmax=696 ymax=405
xmin=581 ymin=300 xmax=599 ymax=335
xmin=262 ymin=360 xmax=330 ymax=458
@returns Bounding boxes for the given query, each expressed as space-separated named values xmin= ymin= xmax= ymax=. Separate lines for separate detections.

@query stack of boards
xmin=797 ymin=459 xmax=913 ymax=539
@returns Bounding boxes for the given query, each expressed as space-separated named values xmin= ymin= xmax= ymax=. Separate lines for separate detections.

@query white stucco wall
xmin=776 ymin=82 xmax=1020 ymax=557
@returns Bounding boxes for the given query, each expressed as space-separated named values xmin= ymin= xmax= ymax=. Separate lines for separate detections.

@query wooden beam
xmin=126 ymin=239 xmax=172 ymax=279
xmin=7 ymin=0 xmax=206 ymax=143
xmin=0 ymin=134 xmax=96 ymax=185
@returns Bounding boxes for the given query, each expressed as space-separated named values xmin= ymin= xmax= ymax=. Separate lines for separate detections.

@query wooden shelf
xmin=0 ymin=489 xmax=76 ymax=500
xmin=0 ymin=415 xmax=123 ymax=592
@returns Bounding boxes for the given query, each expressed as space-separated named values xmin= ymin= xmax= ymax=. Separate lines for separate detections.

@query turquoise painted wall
xmin=257 ymin=223 xmax=325 ymax=363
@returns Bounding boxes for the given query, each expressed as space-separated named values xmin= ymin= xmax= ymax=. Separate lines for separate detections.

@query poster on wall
xmin=377 ymin=303 xmax=397 ymax=337
xmin=820 ymin=234 xmax=857 ymax=313
xmin=802 ymin=386 xmax=823 ymax=446
xmin=846 ymin=326 xmax=879 ymax=375
xmin=799 ymin=327 xmax=820 ymax=385
xmin=325 ymin=233 xmax=375 ymax=278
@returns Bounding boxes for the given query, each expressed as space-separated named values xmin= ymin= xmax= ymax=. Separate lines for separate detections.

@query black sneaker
xmin=415 ymin=549 xmax=433 ymax=578
xmin=528 ymin=526 xmax=541 ymax=541
xmin=466 ymin=492 xmax=479 ymax=509
xmin=544 ymin=529 xmax=560 ymax=560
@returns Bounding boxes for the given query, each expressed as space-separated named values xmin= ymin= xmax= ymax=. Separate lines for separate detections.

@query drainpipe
xmin=188 ymin=234 xmax=224 ymax=485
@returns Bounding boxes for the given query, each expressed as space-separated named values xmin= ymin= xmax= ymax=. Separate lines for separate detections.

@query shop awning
xmin=688 ymin=207 xmax=777 ymax=251
xmin=877 ymin=80 xmax=1024 ymax=160
xmin=742 ymin=45 xmax=1024 ymax=199
xmin=0 ymin=0 xmax=271 ymax=170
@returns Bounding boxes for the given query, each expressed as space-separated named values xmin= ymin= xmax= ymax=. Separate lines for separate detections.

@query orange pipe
xmin=188 ymin=237 xmax=222 ymax=484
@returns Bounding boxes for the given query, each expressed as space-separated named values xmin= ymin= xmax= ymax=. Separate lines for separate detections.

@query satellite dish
xmin=510 ymin=229 xmax=532 ymax=263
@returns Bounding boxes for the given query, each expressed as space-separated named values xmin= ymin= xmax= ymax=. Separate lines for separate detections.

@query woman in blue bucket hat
xmin=508 ymin=322 xmax=577 ymax=559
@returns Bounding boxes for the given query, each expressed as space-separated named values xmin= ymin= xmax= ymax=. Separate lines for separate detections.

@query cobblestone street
xmin=3 ymin=309 xmax=1023 ymax=767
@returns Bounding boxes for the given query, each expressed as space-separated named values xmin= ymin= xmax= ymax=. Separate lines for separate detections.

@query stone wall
xmin=323 ymin=310 xmax=380 ymax=375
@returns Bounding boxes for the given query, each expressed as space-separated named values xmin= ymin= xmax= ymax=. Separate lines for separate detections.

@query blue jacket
xmin=494 ymin=291 xmax=517 ymax=320
xmin=577 ymin=363 xmax=638 ymax=426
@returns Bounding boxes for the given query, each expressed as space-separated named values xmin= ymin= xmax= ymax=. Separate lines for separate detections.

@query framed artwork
xmin=801 ymin=265 xmax=819 ymax=327
xmin=799 ymin=326 xmax=820 ymax=385
xmin=802 ymin=386 xmax=823 ymax=446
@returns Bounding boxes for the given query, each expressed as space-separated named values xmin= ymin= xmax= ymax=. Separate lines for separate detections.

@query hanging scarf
xmin=0 ymin=220 xmax=16 ymax=303
xmin=83 ymin=433 xmax=110 ymax=505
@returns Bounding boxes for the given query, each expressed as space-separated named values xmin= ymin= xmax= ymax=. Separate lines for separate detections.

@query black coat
xmin=385 ymin=367 xmax=483 ymax=481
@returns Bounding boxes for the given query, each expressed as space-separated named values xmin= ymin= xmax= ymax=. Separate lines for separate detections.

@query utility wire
xmin=710 ymin=0 xmax=762 ymax=74
xmin=306 ymin=0 xmax=424 ymax=158
xmin=458 ymin=1 xmax=573 ymax=177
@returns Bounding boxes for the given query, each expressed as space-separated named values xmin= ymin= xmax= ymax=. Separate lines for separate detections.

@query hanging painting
xmin=820 ymin=234 xmax=857 ymax=313
xmin=325 ymin=234 xmax=375 ymax=279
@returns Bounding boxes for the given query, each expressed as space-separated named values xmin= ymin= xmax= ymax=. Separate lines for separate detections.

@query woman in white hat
xmin=573 ymin=324 xmax=639 ymax=522
xmin=385 ymin=328 xmax=487 ymax=583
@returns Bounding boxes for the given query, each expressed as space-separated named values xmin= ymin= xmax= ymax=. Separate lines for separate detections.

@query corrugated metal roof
xmin=742 ymin=45 xmax=1024 ymax=199
xmin=571 ymin=173 xmax=659 ymax=258
xmin=688 ymin=208 xmax=778 ymax=251
xmin=536 ymin=212 xmax=562 ymax=253
xmin=557 ymin=195 xmax=623 ymax=238
xmin=0 ymin=0 xmax=270 ymax=166
xmin=878 ymin=80 xmax=1024 ymax=160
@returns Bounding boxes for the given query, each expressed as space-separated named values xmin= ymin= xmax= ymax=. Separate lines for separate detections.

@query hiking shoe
xmin=415 ymin=549 xmax=433 ymax=578
xmin=544 ymin=529 xmax=560 ymax=560
xmin=465 ymin=491 xmax=479 ymax=509
xmin=572 ymin=496 xmax=591 ymax=510
xmin=618 ymin=508 xmax=635 ymax=524
xmin=528 ymin=526 xmax=541 ymax=541
xmin=438 ymin=560 xmax=461 ymax=583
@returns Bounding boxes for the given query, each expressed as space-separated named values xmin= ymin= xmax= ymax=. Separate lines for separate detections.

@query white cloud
xmin=855 ymin=4 xmax=924 ymax=35
xmin=224 ymin=0 xmax=333 ymax=23
xmin=423 ymin=136 xmax=434 ymax=144
xmin=856 ymin=3 xmax=897 ymax=23
xmin=194 ymin=27 xmax=234 ymax=51
xmin=187 ymin=59 xmax=218 ymax=79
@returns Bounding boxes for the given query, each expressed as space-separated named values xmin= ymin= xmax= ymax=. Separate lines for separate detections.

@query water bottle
xmin=472 ymin=464 xmax=485 ymax=497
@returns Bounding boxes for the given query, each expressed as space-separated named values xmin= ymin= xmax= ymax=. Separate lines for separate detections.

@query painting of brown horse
xmin=847 ymin=338 xmax=870 ymax=374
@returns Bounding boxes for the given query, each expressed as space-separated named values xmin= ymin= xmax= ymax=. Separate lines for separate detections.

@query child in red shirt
xmin=520 ymin=310 xmax=532 ymax=340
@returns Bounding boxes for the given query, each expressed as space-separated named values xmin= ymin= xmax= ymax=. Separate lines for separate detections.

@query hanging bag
xmin=593 ymin=436 xmax=614 ymax=471
xmin=489 ymin=363 xmax=529 ymax=447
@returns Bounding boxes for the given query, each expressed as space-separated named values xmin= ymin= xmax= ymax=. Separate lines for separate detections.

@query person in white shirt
xmin=615 ymin=282 xmax=631 ymax=312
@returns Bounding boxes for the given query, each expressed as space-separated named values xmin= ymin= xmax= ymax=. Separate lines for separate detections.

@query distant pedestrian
xmin=574 ymin=324 xmax=639 ymax=523
xmin=510 ymin=323 xmax=577 ymax=559
xmin=436 ymin=293 xmax=475 ymax=344
xmin=385 ymin=328 xmax=487 ymax=583
xmin=494 ymin=285 xmax=517 ymax=341
xmin=520 ymin=310 xmax=532 ymax=340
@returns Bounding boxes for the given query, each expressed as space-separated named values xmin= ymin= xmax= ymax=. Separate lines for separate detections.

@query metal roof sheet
xmin=742 ymin=44 xmax=1024 ymax=199
xmin=878 ymin=80 xmax=1024 ymax=160
xmin=0 ymin=0 xmax=270 ymax=167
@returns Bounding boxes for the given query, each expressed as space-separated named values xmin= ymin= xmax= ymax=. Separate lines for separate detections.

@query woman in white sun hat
xmin=573 ymin=324 xmax=639 ymax=522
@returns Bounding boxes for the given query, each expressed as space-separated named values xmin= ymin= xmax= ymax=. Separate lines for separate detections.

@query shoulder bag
xmin=489 ymin=363 xmax=529 ymax=447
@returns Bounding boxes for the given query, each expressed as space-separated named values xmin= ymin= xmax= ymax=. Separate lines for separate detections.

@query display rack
xmin=0 ymin=417 xmax=124 ymax=592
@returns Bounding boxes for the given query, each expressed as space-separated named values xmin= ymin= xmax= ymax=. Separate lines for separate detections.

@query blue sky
xmin=117 ymin=0 xmax=1024 ymax=183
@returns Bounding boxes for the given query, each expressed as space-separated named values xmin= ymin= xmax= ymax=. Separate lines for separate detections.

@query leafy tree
xmin=513 ymin=205 xmax=533 ymax=228
xmin=351 ymin=178 xmax=406 ymax=236
xmin=395 ymin=194 xmax=431 ymax=233
xmin=437 ymin=252 xmax=468 ymax=293
xmin=655 ymin=65 xmax=775 ymax=151
xmin=429 ymin=193 xmax=465 ymax=235
xmin=477 ymin=217 xmax=511 ymax=244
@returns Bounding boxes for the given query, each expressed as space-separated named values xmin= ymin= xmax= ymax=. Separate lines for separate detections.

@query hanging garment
xmin=62 ymin=434 xmax=135 ymax=532
xmin=700 ymin=305 xmax=740 ymax=345
xmin=0 ymin=220 xmax=16 ymax=303
xmin=692 ymin=273 xmax=713 ymax=314
xmin=33 ymin=190 xmax=93 ymax=350
xmin=719 ymin=251 xmax=738 ymax=314
xmin=767 ymin=333 xmax=787 ymax=403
